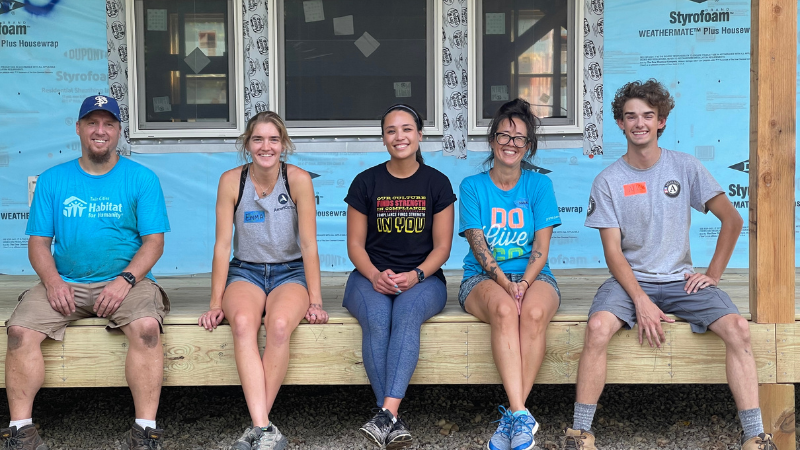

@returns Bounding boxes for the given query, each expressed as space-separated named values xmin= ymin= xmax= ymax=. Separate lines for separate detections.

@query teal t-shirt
xmin=459 ymin=169 xmax=561 ymax=281
xmin=26 ymin=158 xmax=170 ymax=283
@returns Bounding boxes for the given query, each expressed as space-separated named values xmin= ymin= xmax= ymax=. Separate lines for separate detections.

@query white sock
xmin=135 ymin=419 xmax=157 ymax=430
xmin=9 ymin=419 xmax=32 ymax=429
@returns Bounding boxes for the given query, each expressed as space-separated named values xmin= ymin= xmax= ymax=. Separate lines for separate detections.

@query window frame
xmin=268 ymin=0 xmax=443 ymax=137
xmin=467 ymin=0 xmax=583 ymax=136
xmin=127 ymin=0 xmax=246 ymax=139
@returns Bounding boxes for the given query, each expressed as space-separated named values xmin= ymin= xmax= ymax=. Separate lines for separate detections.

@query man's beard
xmin=87 ymin=147 xmax=114 ymax=164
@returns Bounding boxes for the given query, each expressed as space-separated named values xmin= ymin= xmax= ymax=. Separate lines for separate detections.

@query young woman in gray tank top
xmin=198 ymin=112 xmax=328 ymax=450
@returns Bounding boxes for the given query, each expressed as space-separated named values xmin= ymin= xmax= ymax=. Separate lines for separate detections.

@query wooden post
xmin=749 ymin=1 xmax=796 ymax=323
xmin=758 ymin=384 xmax=796 ymax=449
xmin=750 ymin=0 xmax=796 ymax=445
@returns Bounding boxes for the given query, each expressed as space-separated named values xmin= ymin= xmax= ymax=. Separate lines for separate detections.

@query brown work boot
xmin=122 ymin=423 xmax=163 ymax=450
xmin=741 ymin=433 xmax=777 ymax=450
xmin=563 ymin=427 xmax=596 ymax=450
xmin=0 ymin=424 xmax=48 ymax=449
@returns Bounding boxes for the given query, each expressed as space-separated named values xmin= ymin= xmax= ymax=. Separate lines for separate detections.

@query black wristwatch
xmin=119 ymin=272 xmax=136 ymax=286
xmin=414 ymin=268 xmax=425 ymax=283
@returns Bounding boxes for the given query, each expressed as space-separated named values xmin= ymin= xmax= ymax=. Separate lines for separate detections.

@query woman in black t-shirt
xmin=343 ymin=104 xmax=456 ymax=449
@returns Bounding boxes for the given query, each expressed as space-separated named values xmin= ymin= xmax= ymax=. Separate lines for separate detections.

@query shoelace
xmin=3 ymin=436 xmax=23 ymax=450
xmin=512 ymin=415 xmax=533 ymax=436
xmin=491 ymin=406 xmax=515 ymax=440
xmin=564 ymin=434 xmax=584 ymax=450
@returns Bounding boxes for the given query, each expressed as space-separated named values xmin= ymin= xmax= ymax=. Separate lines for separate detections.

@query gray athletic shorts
xmin=589 ymin=277 xmax=740 ymax=333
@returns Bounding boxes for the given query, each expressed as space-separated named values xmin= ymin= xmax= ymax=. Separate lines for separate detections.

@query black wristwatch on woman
xmin=413 ymin=268 xmax=425 ymax=283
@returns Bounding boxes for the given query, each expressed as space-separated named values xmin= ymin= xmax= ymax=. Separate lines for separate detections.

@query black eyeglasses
xmin=493 ymin=132 xmax=529 ymax=148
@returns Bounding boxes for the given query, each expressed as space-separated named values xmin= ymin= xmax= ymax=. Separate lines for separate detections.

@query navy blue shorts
xmin=226 ymin=257 xmax=307 ymax=295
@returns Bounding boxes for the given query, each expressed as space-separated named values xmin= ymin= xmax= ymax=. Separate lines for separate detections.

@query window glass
xmin=478 ymin=0 xmax=573 ymax=126
xmin=137 ymin=0 xmax=236 ymax=129
xmin=279 ymin=0 xmax=434 ymax=127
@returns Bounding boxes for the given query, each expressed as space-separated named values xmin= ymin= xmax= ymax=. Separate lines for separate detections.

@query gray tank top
xmin=233 ymin=165 xmax=302 ymax=263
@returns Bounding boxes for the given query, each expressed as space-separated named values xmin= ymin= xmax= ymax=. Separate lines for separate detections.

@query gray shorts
xmin=458 ymin=272 xmax=561 ymax=311
xmin=589 ymin=277 xmax=740 ymax=333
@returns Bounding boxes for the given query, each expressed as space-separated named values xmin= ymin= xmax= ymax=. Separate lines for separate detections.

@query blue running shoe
xmin=510 ymin=410 xmax=539 ymax=450
xmin=487 ymin=406 xmax=514 ymax=450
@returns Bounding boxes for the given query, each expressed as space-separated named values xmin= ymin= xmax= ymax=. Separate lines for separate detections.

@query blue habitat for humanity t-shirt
xmin=26 ymin=158 xmax=170 ymax=283
xmin=459 ymin=170 xmax=561 ymax=281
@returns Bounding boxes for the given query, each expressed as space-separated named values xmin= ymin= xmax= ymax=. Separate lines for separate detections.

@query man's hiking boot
xmin=122 ymin=423 xmax=163 ymax=450
xmin=563 ymin=428 xmax=596 ymax=450
xmin=0 ymin=425 xmax=48 ymax=450
xmin=232 ymin=426 xmax=263 ymax=450
xmin=741 ymin=432 xmax=777 ymax=450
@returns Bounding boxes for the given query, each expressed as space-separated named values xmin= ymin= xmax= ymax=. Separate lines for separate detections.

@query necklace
xmin=250 ymin=163 xmax=279 ymax=197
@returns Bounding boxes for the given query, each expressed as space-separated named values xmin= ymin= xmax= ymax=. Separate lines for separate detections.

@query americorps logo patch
xmin=664 ymin=180 xmax=681 ymax=198
xmin=278 ymin=193 xmax=289 ymax=204
xmin=587 ymin=196 xmax=596 ymax=217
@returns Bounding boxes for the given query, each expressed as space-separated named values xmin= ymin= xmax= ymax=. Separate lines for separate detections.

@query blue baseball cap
xmin=78 ymin=95 xmax=121 ymax=122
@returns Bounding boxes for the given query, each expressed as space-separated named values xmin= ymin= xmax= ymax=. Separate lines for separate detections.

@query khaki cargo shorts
xmin=7 ymin=278 xmax=170 ymax=341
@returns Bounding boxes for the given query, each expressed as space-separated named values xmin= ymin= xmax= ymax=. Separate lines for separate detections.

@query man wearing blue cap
xmin=2 ymin=95 xmax=171 ymax=450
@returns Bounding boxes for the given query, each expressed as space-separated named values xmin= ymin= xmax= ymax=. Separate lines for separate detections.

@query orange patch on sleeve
xmin=623 ymin=182 xmax=648 ymax=197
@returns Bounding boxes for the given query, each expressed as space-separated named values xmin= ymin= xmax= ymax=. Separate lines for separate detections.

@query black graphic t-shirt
xmin=345 ymin=162 xmax=456 ymax=283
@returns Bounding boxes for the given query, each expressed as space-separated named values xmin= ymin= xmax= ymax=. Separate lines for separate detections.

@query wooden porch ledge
xmin=0 ymin=270 xmax=797 ymax=388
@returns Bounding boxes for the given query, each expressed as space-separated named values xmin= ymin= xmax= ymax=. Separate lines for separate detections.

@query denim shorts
xmin=458 ymin=272 xmax=561 ymax=311
xmin=226 ymin=257 xmax=307 ymax=295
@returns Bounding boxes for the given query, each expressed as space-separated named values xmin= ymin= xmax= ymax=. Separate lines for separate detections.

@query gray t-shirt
xmin=584 ymin=149 xmax=723 ymax=282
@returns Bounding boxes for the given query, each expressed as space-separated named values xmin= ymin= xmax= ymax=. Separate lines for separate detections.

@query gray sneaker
xmin=232 ymin=426 xmax=263 ymax=450
xmin=385 ymin=417 xmax=412 ymax=449
xmin=359 ymin=409 xmax=395 ymax=448
xmin=253 ymin=423 xmax=287 ymax=450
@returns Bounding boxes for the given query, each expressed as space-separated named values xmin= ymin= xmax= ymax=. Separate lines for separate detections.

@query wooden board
xmin=775 ymin=322 xmax=800 ymax=383
xmin=749 ymin=0 xmax=797 ymax=324
xmin=0 ymin=321 xmax=777 ymax=387
xmin=758 ymin=384 xmax=795 ymax=449
xmin=465 ymin=322 xmax=777 ymax=385
xmin=3 ymin=270 xmax=792 ymax=327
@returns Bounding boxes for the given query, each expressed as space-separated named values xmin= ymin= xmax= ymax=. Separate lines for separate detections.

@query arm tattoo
xmin=464 ymin=229 xmax=500 ymax=281
xmin=310 ymin=303 xmax=322 ymax=308
xmin=528 ymin=250 xmax=543 ymax=266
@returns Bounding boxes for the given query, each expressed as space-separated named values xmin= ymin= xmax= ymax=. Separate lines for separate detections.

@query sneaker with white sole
xmin=253 ymin=423 xmax=287 ymax=450
xmin=232 ymin=426 xmax=263 ymax=450
xmin=488 ymin=406 xmax=514 ymax=450
xmin=385 ymin=416 xmax=412 ymax=449
xmin=359 ymin=408 xmax=395 ymax=448
xmin=510 ymin=411 xmax=539 ymax=450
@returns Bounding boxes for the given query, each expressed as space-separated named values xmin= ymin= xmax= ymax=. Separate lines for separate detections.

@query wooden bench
xmin=0 ymin=269 xmax=797 ymax=387
xmin=0 ymin=269 xmax=797 ymax=445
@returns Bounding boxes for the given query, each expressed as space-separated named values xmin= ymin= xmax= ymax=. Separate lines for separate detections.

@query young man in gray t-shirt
xmin=562 ymin=80 xmax=775 ymax=450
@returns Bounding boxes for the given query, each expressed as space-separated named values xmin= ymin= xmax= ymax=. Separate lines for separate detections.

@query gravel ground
xmin=2 ymin=384 xmax=798 ymax=449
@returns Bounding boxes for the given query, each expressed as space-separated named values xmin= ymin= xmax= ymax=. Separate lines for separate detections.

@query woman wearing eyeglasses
xmin=458 ymin=99 xmax=561 ymax=450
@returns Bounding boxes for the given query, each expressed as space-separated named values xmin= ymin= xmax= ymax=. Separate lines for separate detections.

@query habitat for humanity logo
xmin=62 ymin=196 xmax=123 ymax=219
xmin=62 ymin=196 xmax=87 ymax=218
